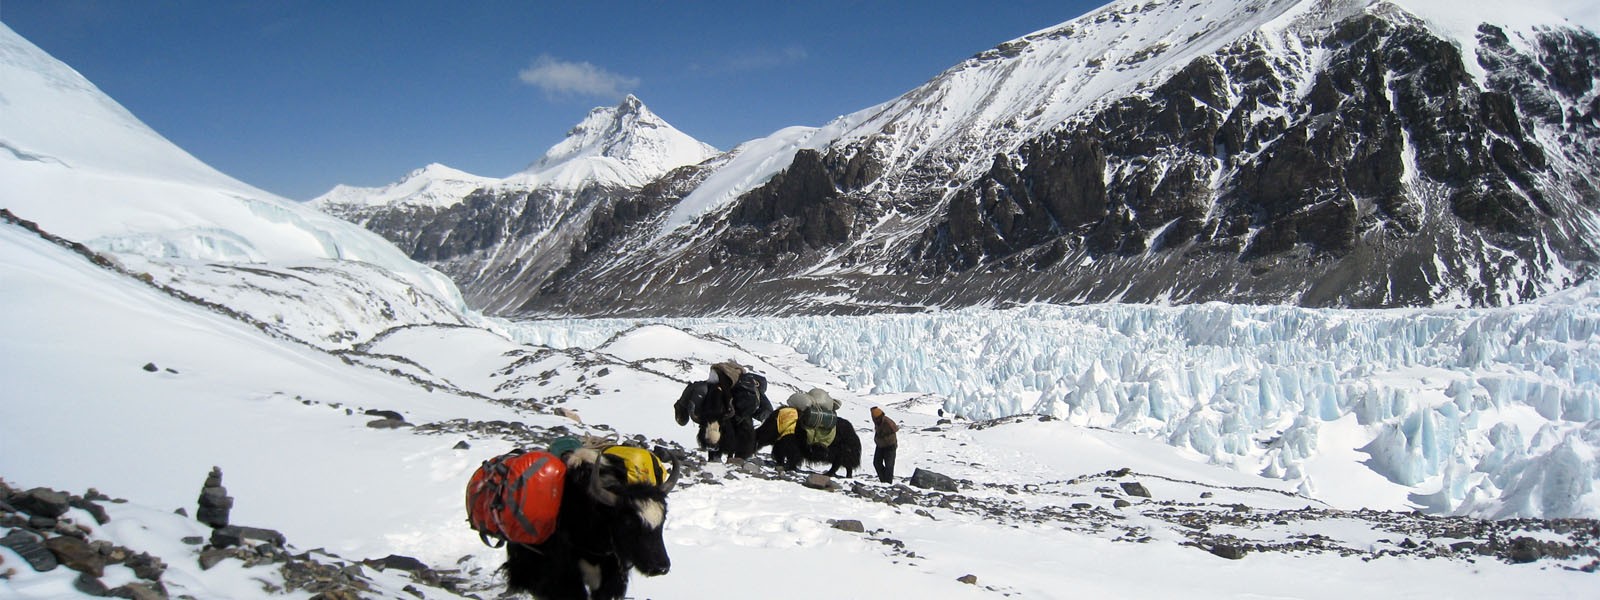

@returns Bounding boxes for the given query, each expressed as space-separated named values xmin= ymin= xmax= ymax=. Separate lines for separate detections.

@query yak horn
xmin=588 ymin=453 xmax=620 ymax=507
xmin=659 ymin=452 xmax=682 ymax=494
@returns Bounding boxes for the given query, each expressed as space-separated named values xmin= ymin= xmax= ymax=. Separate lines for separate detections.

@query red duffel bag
xmin=466 ymin=449 xmax=566 ymax=546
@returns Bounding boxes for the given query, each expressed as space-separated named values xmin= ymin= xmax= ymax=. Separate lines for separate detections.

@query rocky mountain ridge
xmin=318 ymin=0 xmax=1600 ymax=316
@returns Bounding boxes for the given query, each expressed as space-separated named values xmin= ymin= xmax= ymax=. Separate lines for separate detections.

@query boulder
xmin=1120 ymin=482 xmax=1151 ymax=498
xmin=12 ymin=488 xmax=70 ymax=519
xmin=210 ymin=525 xmax=286 ymax=549
xmin=365 ymin=554 xmax=428 ymax=573
xmin=1210 ymin=544 xmax=1248 ymax=560
xmin=0 ymin=530 xmax=57 ymax=572
xmin=829 ymin=519 xmax=865 ymax=533
xmin=198 ymin=548 xmax=231 ymax=571
xmin=68 ymin=497 xmax=111 ymax=525
xmin=124 ymin=552 xmax=166 ymax=580
xmin=909 ymin=468 xmax=960 ymax=492
xmin=46 ymin=535 xmax=105 ymax=576
xmin=109 ymin=582 xmax=167 ymax=600
xmin=363 ymin=409 xmax=406 ymax=422
xmin=1509 ymin=537 xmax=1544 ymax=563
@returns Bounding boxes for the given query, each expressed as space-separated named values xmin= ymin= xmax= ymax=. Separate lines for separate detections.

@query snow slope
xmin=0 ymin=21 xmax=489 ymax=346
xmin=0 ymin=22 xmax=469 ymax=323
xmin=4 ymin=219 xmax=1594 ymax=597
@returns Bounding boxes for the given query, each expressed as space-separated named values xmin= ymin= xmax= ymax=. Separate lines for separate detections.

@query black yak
xmin=674 ymin=380 xmax=726 ymax=460
xmin=501 ymin=446 xmax=681 ymax=600
xmin=755 ymin=406 xmax=862 ymax=478
xmin=673 ymin=368 xmax=772 ymax=462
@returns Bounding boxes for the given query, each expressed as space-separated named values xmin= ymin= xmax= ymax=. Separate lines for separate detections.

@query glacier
xmin=506 ymin=284 xmax=1600 ymax=519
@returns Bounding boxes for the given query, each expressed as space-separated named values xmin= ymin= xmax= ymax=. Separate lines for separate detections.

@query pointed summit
xmin=516 ymin=95 xmax=718 ymax=188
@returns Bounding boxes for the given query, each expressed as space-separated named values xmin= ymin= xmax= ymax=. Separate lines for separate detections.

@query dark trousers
xmin=873 ymin=444 xmax=897 ymax=483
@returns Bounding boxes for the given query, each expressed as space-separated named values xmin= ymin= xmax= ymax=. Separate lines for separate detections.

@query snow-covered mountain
xmin=311 ymin=163 xmax=498 ymax=211
xmin=511 ymin=94 xmax=721 ymax=190
xmin=311 ymin=94 xmax=719 ymax=313
xmin=3 ymin=18 xmax=1598 ymax=598
xmin=468 ymin=0 xmax=1600 ymax=317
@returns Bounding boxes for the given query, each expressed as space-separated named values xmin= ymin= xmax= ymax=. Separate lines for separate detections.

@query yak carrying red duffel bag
xmin=466 ymin=449 xmax=566 ymax=546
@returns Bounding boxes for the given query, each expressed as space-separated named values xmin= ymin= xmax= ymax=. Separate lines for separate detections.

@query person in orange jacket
xmin=870 ymin=406 xmax=899 ymax=483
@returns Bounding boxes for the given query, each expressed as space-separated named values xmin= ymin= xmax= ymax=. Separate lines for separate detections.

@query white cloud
xmin=688 ymin=45 xmax=809 ymax=75
xmin=725 ymin=45 xmax=809 ymax=72
xmin=518 ymin=55 xmax=639 ymax=98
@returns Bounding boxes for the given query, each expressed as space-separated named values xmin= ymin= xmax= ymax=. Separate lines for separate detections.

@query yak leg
xmin=773 ymin=437 xmax=803 ymax=471
xmin=504 ymin=543 xmax=586 ymax=600
xmin=729 ymin=417 xmax=756 ymax=459
xmin=588 ymin=558 xmax=631 ymax=600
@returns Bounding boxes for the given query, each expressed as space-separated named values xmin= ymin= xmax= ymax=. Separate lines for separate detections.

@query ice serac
xmin=311 ymin=94 xmax=720 ymax=314
xmin=504 ymin=0 xmax=1600 ymax=317
xmin=506 ymin=280 xmax=1600 ymax=519
xmin=0 ymin=22 xmax=479 ymax=341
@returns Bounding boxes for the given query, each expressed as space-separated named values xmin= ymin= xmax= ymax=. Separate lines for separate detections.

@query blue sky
xmin=4 ymin=1 xmax=1102 ymax=200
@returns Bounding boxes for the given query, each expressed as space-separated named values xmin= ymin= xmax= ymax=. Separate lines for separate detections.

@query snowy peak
xmin=311 ymin=162 xmax=495 ymax=210
xmin=313 ymin=96 xmax=718 ymax=212
xmin=515 ymin=94 xmax=719 ymax=188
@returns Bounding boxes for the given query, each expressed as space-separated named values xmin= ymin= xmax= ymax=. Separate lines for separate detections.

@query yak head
xmin=673 ymin=381 xmax=707 ymax=427
xmin=569 ymin=447 xmax=681 ymax=577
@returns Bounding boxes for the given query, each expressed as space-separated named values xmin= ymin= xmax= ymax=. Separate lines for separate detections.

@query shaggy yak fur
xmin=674 ymin=380 xmax=732 ymax=460
xmin=501 ymin=447 xmax=680 ymax=600
xmin=754 ymin=408 xmax=863 ymax=478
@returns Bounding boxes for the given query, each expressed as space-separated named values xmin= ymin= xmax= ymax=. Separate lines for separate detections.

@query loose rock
xmin=74 ymin=571 xmax=110 ymax=596
xmin=803 ymin=474 xmax=835 ymax=490
xmin=830 ymin=519 xmax=865 ymax=533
